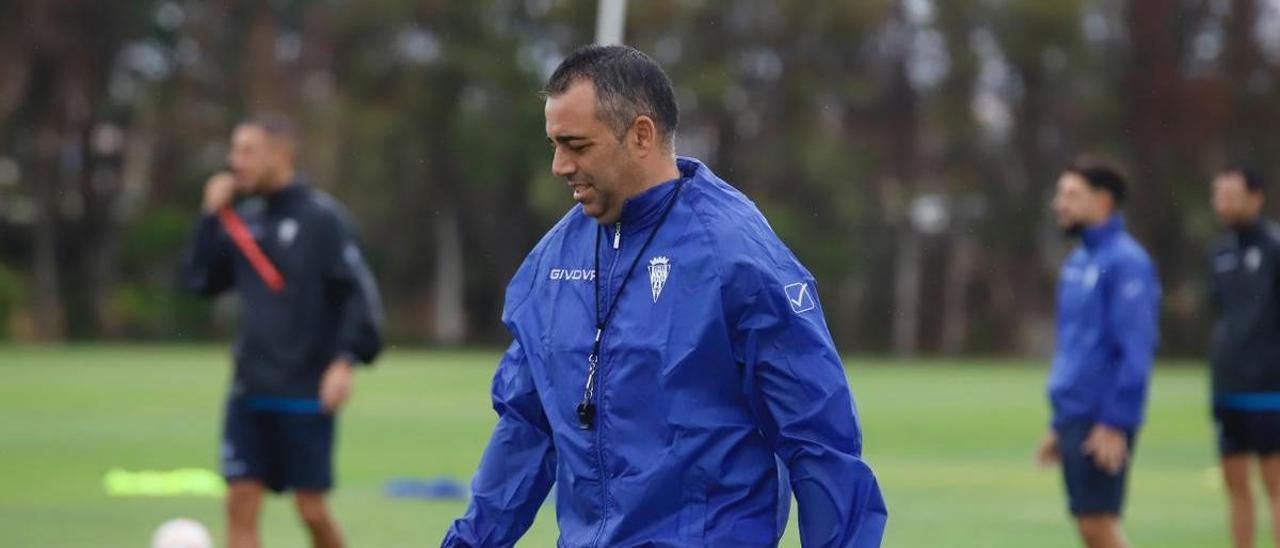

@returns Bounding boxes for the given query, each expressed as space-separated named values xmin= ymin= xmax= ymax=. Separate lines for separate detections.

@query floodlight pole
xmin=595 ymin=0 xmax=628 ymax=45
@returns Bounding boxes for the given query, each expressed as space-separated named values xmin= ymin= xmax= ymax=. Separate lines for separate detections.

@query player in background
xmin=1207 ymin=166 xmax=1280 ymax=548
xmin=1037 ymin=159 xmax=1161 ymax=548
xmin=180 ymin=113 xmax=383 ymax=548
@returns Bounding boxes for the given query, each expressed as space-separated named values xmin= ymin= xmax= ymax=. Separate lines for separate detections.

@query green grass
xmin=0 ymin=345 xmax=1235 ymax=547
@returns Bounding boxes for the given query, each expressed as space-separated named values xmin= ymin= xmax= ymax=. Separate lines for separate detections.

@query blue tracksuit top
xmin=1047 ymin=215 xmax=1161 ymax=432
xmin=443 ymin=157 xmax=886 ymax=547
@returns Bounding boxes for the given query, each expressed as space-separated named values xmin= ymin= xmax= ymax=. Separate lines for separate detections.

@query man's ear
xmin=1100 ymin=192 xmax=1119 ymax=219
xmin=268 ymin=134 xmax=297 ymax=163
xmin=1249 ymin=191 xmax=1266 ymax=212
xmin=631 ymin=115 xmax=658 ymax=156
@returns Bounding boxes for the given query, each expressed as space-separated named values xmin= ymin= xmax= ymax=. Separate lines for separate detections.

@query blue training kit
xmin=444 ymin=158 xmax=886 ymax=547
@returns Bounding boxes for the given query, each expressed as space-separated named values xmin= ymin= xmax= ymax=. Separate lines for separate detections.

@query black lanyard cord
xmin=577 ymin=180 xmax=685 ymax=429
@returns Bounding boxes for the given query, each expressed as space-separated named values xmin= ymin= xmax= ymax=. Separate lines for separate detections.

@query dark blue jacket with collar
xmin=444 ymin=157 xmax=886 ymax=547
xmin=180 ymin=179 xmax=384 ymax=400
xmin=1047 ymin=215 xmax=1161 ymax=432
xmin=1208 ymin=219 xmax=1280 ymax=405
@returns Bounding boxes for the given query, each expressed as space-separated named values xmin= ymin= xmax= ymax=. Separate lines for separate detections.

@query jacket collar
xmin=1233 ymin=217 xmax=1265 ymax=244
xmin=265 ymin=175 xmax=309 ymax=212
xmin=613 ymin=158 xmax=702 ymax=231
xmin=1081 ymin=214 xmax=1124 ymax=251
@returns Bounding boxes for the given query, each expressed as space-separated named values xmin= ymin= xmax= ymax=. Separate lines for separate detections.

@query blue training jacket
xmin=1047 ymin=215 xmax=1161 ymax=432
xmin=443 ymin=158 xmax=886 ymax=547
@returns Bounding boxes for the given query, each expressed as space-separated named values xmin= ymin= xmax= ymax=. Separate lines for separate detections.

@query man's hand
xmin=1082 ymin=424 xmax=1129 ymax=475
xmin=202 ymin=171 xmax=238 ymax=214
xmin=320 ymin=358 xmax=354 ymax=413
xmin=1035 ymin=429 xmax=1060 ymax=467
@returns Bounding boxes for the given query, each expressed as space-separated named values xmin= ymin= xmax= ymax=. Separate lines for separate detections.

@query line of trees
xmin=2 ymin=0 xmax=1279 ymax=357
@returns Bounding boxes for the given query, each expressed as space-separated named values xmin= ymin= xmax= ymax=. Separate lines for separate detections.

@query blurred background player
xmin=179 ymin=113 xmax=384 ymax=548
xmin=1208 ymin=166 xmax=1280 ymax=548
xmin=1037 ymin=159 xmax=1161 ymax=548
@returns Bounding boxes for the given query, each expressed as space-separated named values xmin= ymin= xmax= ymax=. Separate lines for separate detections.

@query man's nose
xmin=552 ymin=148 xmax=575 ymax=179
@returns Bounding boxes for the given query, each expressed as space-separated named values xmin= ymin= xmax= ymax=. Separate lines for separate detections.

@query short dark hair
xmin=544 ymin=45 xmax=679 ymax=148
xmin=1219 ymin=165 xmax=1264 ymax=194
xmin=243 ymin=112 xmax=298 ymax=143
xmin=1065 ymin=157 xmax=1128 ymax=206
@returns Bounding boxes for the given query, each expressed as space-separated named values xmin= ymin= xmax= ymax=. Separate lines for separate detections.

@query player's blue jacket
xmin=443 ymin=158 xmax=886 ymax=547
xmin=1047 ymin=215 xmax=1161 ymax=433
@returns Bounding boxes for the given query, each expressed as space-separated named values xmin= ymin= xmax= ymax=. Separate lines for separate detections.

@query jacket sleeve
xmin=1207 ymin=246 xmax=1224 ymax=314
xmin=725 ymin=251 xmax=887 ymax=548
xmin=178 ymin=214 xmax=234 ymax=297
xmin=1097 ymin=257 xmax=1161 ymax=431
xmin=325 ymin=215 xmax=384 ymax=365
xmin=442 ymin=340 xmax=556 ymax=547
xmin=443 ymin=240 xmax=556 ymax=548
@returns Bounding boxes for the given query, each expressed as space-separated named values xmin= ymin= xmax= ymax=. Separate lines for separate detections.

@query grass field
xmin=0 ymin=345 xmax=1235 ymax=547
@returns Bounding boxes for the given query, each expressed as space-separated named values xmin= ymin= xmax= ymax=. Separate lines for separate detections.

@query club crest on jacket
xmin=648 ymin=256 xmax=670 ymax=302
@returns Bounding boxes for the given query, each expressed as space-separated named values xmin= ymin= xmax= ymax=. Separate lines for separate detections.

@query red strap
xmin=217 ymin=208 xmax=286 ymax=293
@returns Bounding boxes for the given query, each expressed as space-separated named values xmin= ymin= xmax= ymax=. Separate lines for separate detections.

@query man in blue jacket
xmin=443 ymin=45 xmax=886 ymax=547
xmin=1036 ymin=159 xmax=1160 ymax=548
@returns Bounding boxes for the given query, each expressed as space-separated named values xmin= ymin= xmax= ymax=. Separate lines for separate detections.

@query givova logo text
xmin=550 ymin=268 xmax=596 ymax=281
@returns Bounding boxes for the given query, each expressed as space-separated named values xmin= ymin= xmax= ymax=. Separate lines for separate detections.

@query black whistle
xmin=576 ymin=402 xmax=595 ymax=430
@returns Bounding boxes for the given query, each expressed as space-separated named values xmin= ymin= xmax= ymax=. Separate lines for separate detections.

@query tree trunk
xmin=30 ymin=127 xmax=64 ymax=340
xmin=941 ymin=232 xmax=975 ymax=353
xmin=432 ymin=210 xmax=466 ymax=345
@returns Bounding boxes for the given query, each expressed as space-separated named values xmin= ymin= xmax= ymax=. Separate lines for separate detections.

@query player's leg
xmin=1216 ymin=406 xmax=1260 ymax=547
xmin=1222 ymin=454 xmax=1255 ymax=548
xmin=295 ymin=490 xmax=344 ymax=548
xmin=227 ymin=480 xmax=266 ymax=548
xmin=1258 ymin=453 xmax=1280 ymax=547
xmin=278 ymin=410 xmax=341 ymax=547
xmin=1073 ymin=514 xmax=1128 ymax=548
xmin=1246 ymin=408 xmax=1280 ymax=548
xmin=222 ymin=399 xmax=271 ymax=548
xmin=1059 ymin=422 xmax=1133 ymax=548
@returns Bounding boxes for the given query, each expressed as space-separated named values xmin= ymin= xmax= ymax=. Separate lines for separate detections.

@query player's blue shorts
xmin=221 ymin=396 xmax=335 ymax=493
xmin=1056 ymin=422 xmax=1136 ymax=516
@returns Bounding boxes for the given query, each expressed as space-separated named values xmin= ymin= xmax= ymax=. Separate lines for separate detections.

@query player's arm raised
xmin=179 ymin=172 xmax=237 ymax=297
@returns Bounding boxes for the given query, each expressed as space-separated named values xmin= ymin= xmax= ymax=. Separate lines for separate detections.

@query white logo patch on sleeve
xmin=1121 ymin=279 xmax=1145 ymax=300
xmin=785 ymin=282 xmax=815 ymax=314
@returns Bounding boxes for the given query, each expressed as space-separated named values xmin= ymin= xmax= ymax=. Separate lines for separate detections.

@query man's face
xmin=1212 ymin=172 xmax=1263 ymax=228
xmin=1052 ymin=172 xmax=1110 ymax=234
xmin=227 ymin=125 xmax=286 ymax=194
xmin=545 ymin=80 xmax=634 ymax=223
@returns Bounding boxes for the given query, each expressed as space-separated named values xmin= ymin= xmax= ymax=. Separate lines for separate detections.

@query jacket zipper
xmin=590 ymin=221 xmax=621 ymax=546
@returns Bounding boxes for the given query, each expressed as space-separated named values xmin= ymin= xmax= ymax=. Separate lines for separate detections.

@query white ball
xmin=151 ymin=518 xmax=213 ymax=548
